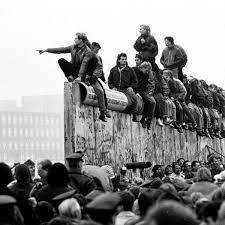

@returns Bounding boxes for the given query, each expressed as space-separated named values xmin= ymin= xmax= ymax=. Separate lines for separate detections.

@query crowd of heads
xmin=1 ymin=150 xmax=225 ymax=225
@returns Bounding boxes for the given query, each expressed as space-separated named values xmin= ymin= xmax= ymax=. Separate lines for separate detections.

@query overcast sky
xmin=0 ymin=0 xmax=224 ymax=101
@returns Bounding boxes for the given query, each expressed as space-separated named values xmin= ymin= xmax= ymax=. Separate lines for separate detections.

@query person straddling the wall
xmin=37 ymin=33 xmax=110 ymax=122
xmin=134 ymin=25 xmax=159 ymax=75
xmin=108 ymin=53 xmax=139 ymax=122
xmin=160 ymin=36 xmax=184 ymax=80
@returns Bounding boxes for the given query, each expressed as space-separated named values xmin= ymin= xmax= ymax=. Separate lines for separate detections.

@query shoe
xmin=104 ymin=110 xmax=111 ymax=118
xmin=99 ymin=114 xmax=107 ymax=122
xmin=146 ymin=119 xmax=152 ymax=130
xmin=204 ymin=129 xmax=211 ymax=138
xmin=163 ymin=117 xmax=171 ymax=125
xmin=178 ymin=128 xmax=183 ymax=133
xmin=140 ymin=118 xmax=147 ymax=129
xmin=132 ymin=115 xmax=139 ymax=122
xmin=67 ymin=75 xmax=74 ymax=82
xmin=157 ymin=118 xmax=164 ymax=127
xmin=182 ymin=123 xmax=189 ymax=130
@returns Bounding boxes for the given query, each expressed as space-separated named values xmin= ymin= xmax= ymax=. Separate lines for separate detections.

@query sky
xmin=0 ymin=0 xmax=225 ymax=101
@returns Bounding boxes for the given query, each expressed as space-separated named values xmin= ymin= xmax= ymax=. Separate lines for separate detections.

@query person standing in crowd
xmin=134 ymin=25 xmax=159 ymax=74
xmin=108 ymin=53 xmax=139 ymax=122
xmin=137 ymin=62 xmax=156 ymax=130
xmin=66 ymin=151 xmax=97 ymax=196
xmin=37 ymin=33 xmax=110 ymax=122
xmin=160 ymin=36 xmax=184 ymax=79
xmin=37 ymin=159 xmax=52 ymax=185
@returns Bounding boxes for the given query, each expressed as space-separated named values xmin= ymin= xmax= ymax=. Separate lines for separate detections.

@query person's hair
xmin=129 ymin=186 xmax=140 ymax=199
xmin=196 ymin=167 xmax=212 ymax=182
xmin=200 ymin=201 xmax=221 ymax=222
xmin=177 ymin=158 xmax=185 ymax=165
xmin=138 ymin=189 xmax=163 ymax=216
xmin=172 ymin=162 xmax=180 ymax=170
xmin=165 ymin=36 xmax=174 ymax=45
xmin=15 ymin=164 xmax=32 ymax=186
xmin=145 ymin=201 xmax=198 ymax=225
xmin=200 ymin=80 xmax=208 ymax=89
xmin=140 ymin=25 xmax=150 ymax=34
xmin=48 ymin=216 xmax=72 ymax=225
xmin=0 ymin=162 xmax=13 ymax=188
xmin=190 ymin=192 xmax=204 ymax=205
xmin=76 ymin=32 xmax=87 ymax=43
xmin=135 ymin=53 xmax=143 ymax=61
xmin=164 ymin=165 xmax=173 ymax=176
xmin=58 ymin=198 xmax=81 ymax=220
xmin=35 ymin=201 xmax=54 ymax=223
xmin=38 ymin=159 xmax=52 ymax=171
xmin=116 ymin=53 xmax=127 ymax=66
xmin=46 ymin=163 xmax=70 ymax=187
xmin=211 ymin=188 xmax=225 ymax=202
xmin=119 ymin=191 xmax=135 ymax=211
xmin=140 ymin=61 xmax=152 ymax=71
xmin=191 ymin=161 xmax=199 ymax=168
xmin=91 ymin=42 xmax=101 ymax=49
xmin=152 ymin=165 xmax=161 ymax=174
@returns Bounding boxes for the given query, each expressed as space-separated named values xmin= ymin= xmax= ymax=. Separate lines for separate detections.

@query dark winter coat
xmin=108 ymin=66 xmax=138 ymax=91
xmin=168 ymin=78 xmax=187 ymax=101
xmin=134 ymin=34 xmax=158 ymax=60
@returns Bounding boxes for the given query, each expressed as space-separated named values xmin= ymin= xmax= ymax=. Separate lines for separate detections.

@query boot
xmin=140 ymin=117 xmax=147 ymax=129
xmin=99 ymin=112 xmax=107 ymax=122
xmin=146 ymin=119 xmax=152 ymax=130
xmin=157 ymin=118 xmax=164 ymax=127
xmin=163 ymin=116 xmax=171 ymax=125
xmin=67 ymin=75 xmax=74 ymax=82
xmin=132 ymin=114 xmax=139 ymax=122
xmin=104 ymin=110 xmax=111 ymax=118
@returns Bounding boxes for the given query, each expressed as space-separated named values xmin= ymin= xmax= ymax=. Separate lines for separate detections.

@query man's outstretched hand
xmin=36 ymin=49 xmax=46 ymax=54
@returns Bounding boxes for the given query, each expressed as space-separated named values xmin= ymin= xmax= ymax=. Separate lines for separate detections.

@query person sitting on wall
xmin=137 ymin=62 xmax=156 ymax=130
xmin=37 ymin=33 xmax=110 ymax=122
xmin=108 ymin=53 xmax=139 ymax=122
xmin=134 ymin=25 xmax=159 ymax=75
xmin=163 ymin=70 xmax=197 ymax=133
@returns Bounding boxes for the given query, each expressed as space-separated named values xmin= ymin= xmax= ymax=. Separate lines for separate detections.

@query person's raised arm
xmin=36 ymin=45 xmax=72 ymax=54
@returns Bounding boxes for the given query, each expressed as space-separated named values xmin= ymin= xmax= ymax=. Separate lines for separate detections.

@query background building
xmin=0 ymin=95 xmax=63 ymax=164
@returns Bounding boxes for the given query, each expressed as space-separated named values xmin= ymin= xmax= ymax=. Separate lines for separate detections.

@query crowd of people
xmin=37 ymin=25 xmax=225 ymax=137
xmin=2 ymin=151 xmax=225 ymax=225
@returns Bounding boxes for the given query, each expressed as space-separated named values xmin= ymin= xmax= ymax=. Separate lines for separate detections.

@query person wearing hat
xmin=85 ymin=192 xmax=121 ymax=225
xmin=134 ymin=25 xmax=159 ymax=75
xmin=66 ymin=151 xmax=97 ymax=196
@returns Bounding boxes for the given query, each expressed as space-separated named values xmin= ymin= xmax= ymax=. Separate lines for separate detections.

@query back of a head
xmin=48 ymin=216 xmax=72 ymax=225
xmin=197 ymin=167 xmax=212 ymax=182
xmin=211 ymin=187 xmax=225 ymax=202
xmin=36 ymin=201 xmax=54 ymax=223
xmin=15 ymin=164 xmax=32 ymax=186
xmin=145 ymin=200 xmax=198 ymax=225
xmin=200 ymin=201 xmax=221 ymax=222
xmin=119 ymin=191 xmax=135 ymax=211
xmin=58 ymin=198 xmax=81 ymax=220
xmin=0 ymin=162 xmax=13 ymax=188
xmin=47 ymin=163 xmax=69 ymax=187
xmin=138 ymin=189 xmax=163 ymax=217
xmin=129 ymin=186 xmax=140 ymax=199
xmin=39 ymin=159 xmax=52 ymax=170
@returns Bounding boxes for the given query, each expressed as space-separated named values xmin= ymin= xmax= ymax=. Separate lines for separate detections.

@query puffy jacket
xmin=46 ymin=44 xmax=101 ymax=79
xmin=175 ymin=45 xmax=187 ymax=67
xmin=154 ymin=74 xmax=169 ymax=96
xmin=108 ymin=66 xmax=138 ymax=91
xmin=134 ymin=34 xmax=158 ymax=60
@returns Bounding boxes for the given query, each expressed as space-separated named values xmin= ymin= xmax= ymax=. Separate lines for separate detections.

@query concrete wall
xmin=64 ymin=82 xmax=225 ymax=170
